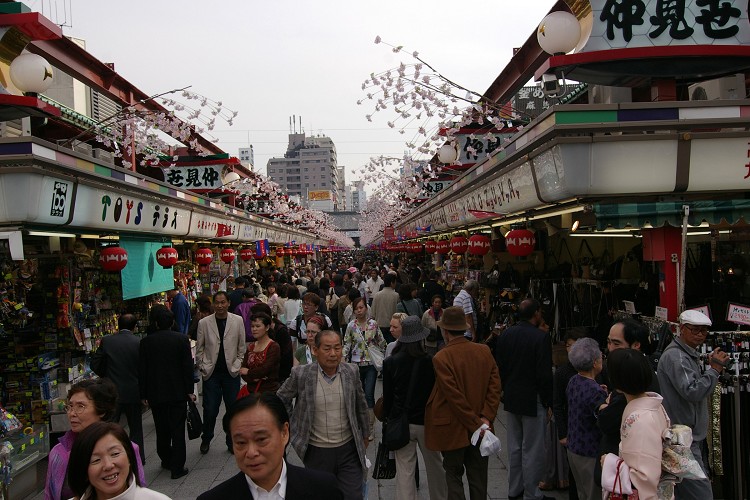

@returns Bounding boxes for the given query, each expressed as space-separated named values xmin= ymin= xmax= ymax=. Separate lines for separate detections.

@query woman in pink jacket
xmin=607 ymin=348 xmax=669 ymax=500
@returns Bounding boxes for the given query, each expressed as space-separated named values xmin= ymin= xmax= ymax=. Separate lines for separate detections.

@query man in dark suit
xmin=91 ymin=313 xmax=144 ymax=463
xmin=198 ymin=392 xmax=343 ymax=500
xmin=495 ymin=298 xmax=554 ymax=500
xmin=139 ymin=307 xmax=195 ymax=479
xmin=425 ymin=306 xmax=501 ymax=500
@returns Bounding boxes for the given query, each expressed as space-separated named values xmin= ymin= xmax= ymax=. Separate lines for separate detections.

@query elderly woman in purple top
xmin=45 ymin=378 xmax=146 ymax=500
xmin=565 ymin=337 xmax=606 ymax=500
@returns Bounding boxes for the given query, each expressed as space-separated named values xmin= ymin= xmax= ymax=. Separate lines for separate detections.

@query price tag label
xmin=655 ymin=306 xmax=668 ymax=320
xmin=623 ymin=300 xmax=636 ymax=314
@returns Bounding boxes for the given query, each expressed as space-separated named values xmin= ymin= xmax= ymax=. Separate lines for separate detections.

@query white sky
xmin=34 ymin=0 xmax=555 ymax=185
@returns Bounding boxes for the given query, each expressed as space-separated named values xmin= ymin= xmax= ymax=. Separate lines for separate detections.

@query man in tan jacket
xmin=370 ymin=273 xmax=399 ymax=342
xmin=425 ymin=306 xmax=501 ymax=500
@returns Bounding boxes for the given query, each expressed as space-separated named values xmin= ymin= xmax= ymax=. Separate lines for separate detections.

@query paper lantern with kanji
xmin=220 ymin=248 xmax=237 ymax=263
xmin=276 ymin=247 xmax=286 ymax=256
xmin=195 ymin=248 xmax=213 ymax=265
xmin=411 ymin=242 xmax=423 ymax=254
xmin=99 ymin=246 xmax=128 ymax=272
xmin=505 ymin=229 xmax=536 ymax=257
xmin=240 ymin=248 xmax=254 ymax=262
xmin=156 ymin=246 xmax=178 ymax=268
xmin=436 ymin=239 xmax=450 ymax=255
xmin=468 ymin=234 xmax=491 ymax=255
xmin=450 ymin=236 xmax=469 ymax=254
xmin=424 ymin=240 xmax=437 ymax=253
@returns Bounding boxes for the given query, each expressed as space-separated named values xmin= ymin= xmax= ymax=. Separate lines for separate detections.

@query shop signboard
xmin=69 ymin=184 xmax=190 ymax=236
xmin=538 ymin=136 xmax=750 ymax=203
xmin=583 ymin=0 xmax=750 ymax=52
xmin=161 ymin=165 xmax=226 ymax=191
xmin=444 ymin=162 xmax=540 ymax=228
xmin=240 ymin=223 xmax=267 ymax=242
xmin=188 ymin=213 xmax=239 ymax=240
xmin=0 ymin=173 xmax=75 ymax=225
xmin=453 ymin=132 xmax=515 ymax=166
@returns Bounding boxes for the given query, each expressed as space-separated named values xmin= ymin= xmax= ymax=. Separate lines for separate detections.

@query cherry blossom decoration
xmin=92 ymin=87 xmax=240 ymax=170
xmin=356 ymin=37 xmax=528 ymax=245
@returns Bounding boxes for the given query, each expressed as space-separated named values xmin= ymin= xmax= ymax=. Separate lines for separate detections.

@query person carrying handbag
xmin=382 ymin=316 xmax=447 ymax=500
xmin=343 ymin=297 xmax=387 ymax=440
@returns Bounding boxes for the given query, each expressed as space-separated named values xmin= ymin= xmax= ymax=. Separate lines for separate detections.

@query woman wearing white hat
xmin=382 ymin=316 xmax=447 ymax=500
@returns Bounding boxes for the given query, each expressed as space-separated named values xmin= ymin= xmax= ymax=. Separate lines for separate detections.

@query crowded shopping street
xmin=1 ymin=0 xmax=750 ymax=499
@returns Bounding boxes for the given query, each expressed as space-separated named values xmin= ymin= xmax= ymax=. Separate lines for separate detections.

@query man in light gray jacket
xmin=657 ymin=309 xmax=730 ymax=500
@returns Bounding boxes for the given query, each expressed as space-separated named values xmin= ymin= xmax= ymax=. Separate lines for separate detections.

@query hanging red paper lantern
xmin=99 ymin=246 xmax=128 ymax=272
xmin=424 ymin=240 xmax=437 ymax=253
xmin=220 ymin=248 xmax=236 ymax=263
xmin=413 ymin=242 xmax=423 ymax=254
xmin=505 ymin=229 xmax=536 ymax=257
xmin=276 ymin=247 xmax=286 ymax=256
xmin=240 ymin=248 xmax=254 ymax=262
xmin=195 ymin=247 xmax=213 ymax=265
xmin=450 ymin=236 xmax=469 ymax=254
xmin=468 ymin=234 xmax=491 ymax=256
xmin=436 ymin=240 xmax=450 ymax=255
xmin=156 ymin=246 xmax=178 ymax=268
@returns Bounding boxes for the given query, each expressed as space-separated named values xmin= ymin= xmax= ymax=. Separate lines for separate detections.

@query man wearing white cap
xmin=657 ymin=309 xmax=730 ymax=499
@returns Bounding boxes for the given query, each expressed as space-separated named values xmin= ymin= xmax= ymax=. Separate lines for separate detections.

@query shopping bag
xmin=186 ymin=399 xmax=202 ymax=440
xmin=368 ymin=345 xmax=385 ymax=371
xmin=371 ymin=441 xmax=396 ymax=479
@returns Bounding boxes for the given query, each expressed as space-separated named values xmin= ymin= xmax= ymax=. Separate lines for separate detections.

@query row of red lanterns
xmin=387 ymin=229 xmax=536 ymax=257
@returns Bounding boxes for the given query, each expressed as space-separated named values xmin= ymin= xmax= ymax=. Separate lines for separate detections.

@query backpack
xmin=326 ymin=288 xmax=340 ymax=311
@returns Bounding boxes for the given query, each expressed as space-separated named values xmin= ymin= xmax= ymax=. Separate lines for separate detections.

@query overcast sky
xmin=34 ymin=0 xmax=555 ymax=184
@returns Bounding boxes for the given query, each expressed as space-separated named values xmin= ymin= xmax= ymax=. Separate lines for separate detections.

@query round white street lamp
xmin=537 ymin=11 xmax=581 ymax=56
xmin=10 ymin=53 xmax=54 ymax=94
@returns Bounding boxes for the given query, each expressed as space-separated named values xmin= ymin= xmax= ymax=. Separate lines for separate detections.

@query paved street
xmin=27 ymin=378 xmax=569 ymax=500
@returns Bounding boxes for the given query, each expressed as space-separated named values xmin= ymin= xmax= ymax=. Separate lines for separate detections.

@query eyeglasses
xmin=684 ymin=325 xmax=709 ymax=334
xmin=64 ymin=402 xmax=89 ymax=415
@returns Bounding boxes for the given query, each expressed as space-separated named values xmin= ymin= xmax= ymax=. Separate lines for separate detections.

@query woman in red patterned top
xmin=240 ymin=312 xmax=281 ymax=393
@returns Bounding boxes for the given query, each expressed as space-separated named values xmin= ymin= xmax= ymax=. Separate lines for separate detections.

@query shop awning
xmin=594 ymin=200 xmax=750 ymax=230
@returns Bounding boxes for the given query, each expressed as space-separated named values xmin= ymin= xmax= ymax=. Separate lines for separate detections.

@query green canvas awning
xmin=594 ymin=200 xmax=750 ymax=230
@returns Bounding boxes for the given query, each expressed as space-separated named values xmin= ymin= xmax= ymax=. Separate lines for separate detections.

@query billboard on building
xmin=308 ymin=190 xmax=332 ymax=201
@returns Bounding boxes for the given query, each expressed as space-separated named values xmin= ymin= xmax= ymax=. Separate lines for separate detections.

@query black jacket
xmin=495 ymin=321 xmax=553 ymax=416
xmin=197 ymin=464 xmax=343 ymax=499
xmin=91 ymin=330 xmax=141 ymax=404
xmin=139 ymin=329 xmax=194 ymax=404
xmin=382 ymin=351 xmax=435 ymax=425
xmin=419 ymin=279 xmax=445 ymax=306
xmin=552 ymin=362 xmax=577 ymax=440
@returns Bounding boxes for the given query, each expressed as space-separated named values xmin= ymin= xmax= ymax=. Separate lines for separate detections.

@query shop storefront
xmin=0 ymin=136 xmax=320 ymax=497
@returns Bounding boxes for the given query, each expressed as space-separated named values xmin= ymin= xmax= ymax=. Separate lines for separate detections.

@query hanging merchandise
xmin=468 ymin=234 xmax=491 ymax=255
xmin=255 ymin=240 xmax=268 ymax=259
xmin=195 ymin=247 xmax=213 ymax=265
xmin=99 ymin=245 xmax=128 ymax=272
xmin=220 ymin=248 xmax=236 ymax=263
xmin=450 ymin=236 xmax=469 ymax=255
xmin=505 ymin=228 xmax=536 ymax=257
xmin=155 ymin=246 xmax=178 ymax=268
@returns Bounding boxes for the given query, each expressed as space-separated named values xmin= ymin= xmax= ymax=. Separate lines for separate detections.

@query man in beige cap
xmin=657 ymin=309 xmax=730 ymax=500
xmin=425 ymin=306 xmax=500 ymax=500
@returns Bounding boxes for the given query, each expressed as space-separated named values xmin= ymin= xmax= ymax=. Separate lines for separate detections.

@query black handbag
xmin=371 ymin=439 xmax=396 ymax=479
xmin=383 ymin=360 xmax=420 ymax=451
xmin=186 ymin=399 xmax=202 ymax=440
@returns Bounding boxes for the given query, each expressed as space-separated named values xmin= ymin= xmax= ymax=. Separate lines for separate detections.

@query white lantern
xmin=537 ymin=11 xmax=581 ymax=55
xmin=437 ymin=142 xmax=458 ymax=164
xmin=223 ymin=171 xmax=241 ymax=185
xmin=10 ymin=53 xmax=54 ymax=94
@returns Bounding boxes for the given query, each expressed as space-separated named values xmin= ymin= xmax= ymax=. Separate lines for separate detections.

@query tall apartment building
xmin=345 ymin=180 xmax=367 ymax=213
xmin=267 ymin=132 xmax=342 ymax=210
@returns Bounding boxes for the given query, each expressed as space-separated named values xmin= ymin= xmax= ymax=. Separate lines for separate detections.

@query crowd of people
xmin=53 ymin=256 xmax=731 ymax=500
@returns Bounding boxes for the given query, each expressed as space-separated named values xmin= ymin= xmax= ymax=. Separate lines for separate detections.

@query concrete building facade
xmin=267 ymin=132 xmax=342 ymax=209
